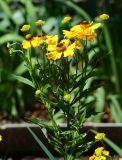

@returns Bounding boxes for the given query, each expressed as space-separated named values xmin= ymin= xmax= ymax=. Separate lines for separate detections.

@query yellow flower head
xmin=46 ymin=37 xmax=75 ymax=60
xmin=89 ymin=147 xmax=109 ymax=160
xmin=63 ymin=21 xmax=101 ymax=42
xmin=95 ymin=147 xmax=104 ymax=156
xmin=95 ymin=133 xmax=105 ymax=141
xmin=20 ymin=24 xmax=31 ymax=32
xmin=0 ymin=135 xmax=2 ymax=142
xmin=119 ymin=158 xmax=122 ymax=160
xmin=99 ymin=14 xmax=109 ymax=20
xmin=62 ymin=16 xmax=72 ymax=24
xmin=22 ymin=34 xmax=42 ymax=49
xmin=35 ymin=20 xmax=45 ymax=26
xmin=64 ymin=94 xmax=71 ymax=102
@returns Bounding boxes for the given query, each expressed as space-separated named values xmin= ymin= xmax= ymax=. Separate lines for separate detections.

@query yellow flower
xmin=63 ymin=21 xmax=101 ymax=42
xmin=99 ymin=14 xmax=109 ymax=20
xmin=35 ymin=20 xmax=45 ymax=26
xmin=0 ymin=135 xmax=2 ymax=142
xmin=95 ymin=147 xmax=104 ymax=156
xmin=89 ymin=155 xmax=95 ymax=160
xmin=20 ymin=24 xmax=31 ymax=32
xmin=63 ymin=94 xmax=71 ymax=102
xmin=46 ymin=35 xmax=58 ymax=46
xmin=102 ymin=150 xmax=109 ymax=156
xmin=46 ymin=38 xmax=75 ymax=60
xmin=63 ymin=30 xmax=75 ymax=39
xmin=95 ymin=133 xmax=105 ymax=141
xmin=89 ymin=147 xmax=109 ymax=160
xmin=62 ymin=16 xmax=71 ymax=24
xmin=119 ymin=158 xmax=122 ymax=160
xmin=22 ymin=34 xmax=42 ymax=49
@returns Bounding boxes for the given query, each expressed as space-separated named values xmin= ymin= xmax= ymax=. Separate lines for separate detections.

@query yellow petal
xmin=89 ymin=23 xmax=101 ymax=30
xmin=31 ymin=37 xmax=41 ymax=47
xmin=47 ymin=51 xmax=62 ymax=60
xmin=102 ymin=150 xmax=109 ymax=156
xmin=22 ymin=40 xmax=31 ymax=49
xmin=46 ymin=35 xmax=58 ymax=45
xmin=63 ymin=43 xmax=75 ymax=57
xmin=95 ymin=147 xmax=104 ymax=156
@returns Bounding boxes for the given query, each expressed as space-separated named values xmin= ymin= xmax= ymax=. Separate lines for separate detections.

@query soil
xmin=0 ymin=102 xmax=114 ymax=125
xmin=0 ymin=102 xmax=49 ymax=125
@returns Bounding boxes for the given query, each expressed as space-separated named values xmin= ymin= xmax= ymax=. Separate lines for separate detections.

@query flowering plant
xmin=8 ymin=15 xmax=112 ymax=159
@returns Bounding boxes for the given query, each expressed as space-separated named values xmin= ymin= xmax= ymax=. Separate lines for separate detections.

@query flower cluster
xmin=21 ymin=18 xmax=101 ymax=60
xmin=89 ymin=147 xmax=109 ymax=160
xmin=95 ymin=133 xmax=105 ymax=141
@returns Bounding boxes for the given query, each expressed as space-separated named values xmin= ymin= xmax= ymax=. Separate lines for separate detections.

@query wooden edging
xmin=0 ymin=123 xmax=122 ymax=156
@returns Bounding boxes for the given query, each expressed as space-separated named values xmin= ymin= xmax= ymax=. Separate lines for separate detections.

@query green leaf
xmin=109 ymin=95 xmax=122 ymax=122
xmin=0 ymin=33 xmax=23 ymax=45
xmin=0 ymin=0 xmax=12 ymax=19
xmin=14 ymin=62 xmax=27 ymax=75
xmin=93 ymin=87 xmax=105 ymax=122
xmin=27 ymin=127 xmax=56 ymax=160
xmin=103 ymin=24 xmax=120 ymax=93
xmin=9 ymin=74 xmax=35 ymax=88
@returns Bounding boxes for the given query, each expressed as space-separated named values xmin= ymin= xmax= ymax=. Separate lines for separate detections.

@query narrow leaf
xmin=9 ymin=74 xmax=35 ymax=88
xmin=0 ymin=34 xmax=23 ymax=45
xmin=0 ymin=0 xmax=12 ymax=18
xmin=27 ymin=127 xmax=56 ymax=160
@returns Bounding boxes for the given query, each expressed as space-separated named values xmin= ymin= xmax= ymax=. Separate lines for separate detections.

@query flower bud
xmin=20 ymin=24 xmax=31 ymax=32
xmin=99 ymin=14 xmax=109 ymax=20
xmin=63 ymin=94 xmax=71 ymax=102
xmin=35 ymin=20 xmax=45 ymax=26
xmin=61 ymin=16 xmax=71 ymax=24
xmin=95 ymin=133 xmax=105 ymax=141
xmin=35 ymin=89 xmax=41 ymax=96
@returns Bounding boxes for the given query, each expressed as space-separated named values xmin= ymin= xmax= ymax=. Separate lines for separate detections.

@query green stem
xmin=57 ymin=0 xmax=91 ymax=21
xmin=103 ymin=24 xmax=120 ymax=93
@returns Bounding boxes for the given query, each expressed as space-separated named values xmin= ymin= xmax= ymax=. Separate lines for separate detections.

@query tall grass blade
xmin=27 ymin=127 xmax=56 ymax=160
xmin=103 ymin=24 xmax=120 ymax=93
xmin=104 ymin=137 xmax=122 ymax=156
xmin=109 ymin=95 xmax=122 ymax=122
